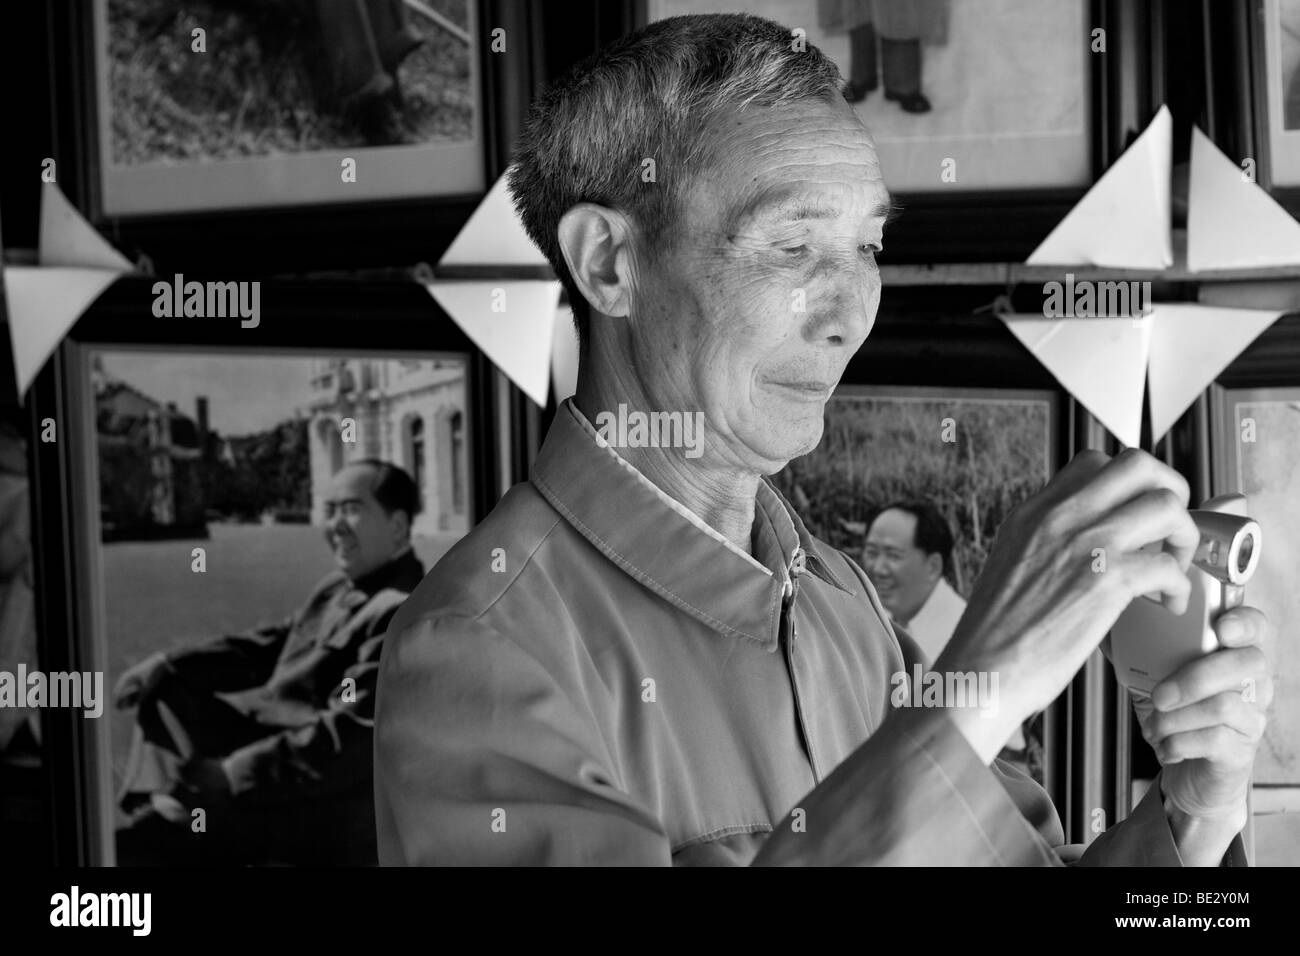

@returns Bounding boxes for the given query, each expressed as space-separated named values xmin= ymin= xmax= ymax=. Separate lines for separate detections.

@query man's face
xmin=321 ymin=464 xmax=407 ymax=580
xmin=863 ymin=509 xmax=941 ymax=623
xmin=627 ymin=95 xmax=889 ymax=474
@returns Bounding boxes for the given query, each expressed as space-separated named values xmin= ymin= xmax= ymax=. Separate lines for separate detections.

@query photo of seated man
xmin=114 ymin=459 xmax=423 ymax=865
xmin=864 ymin=500 xmax=1028 ymax=759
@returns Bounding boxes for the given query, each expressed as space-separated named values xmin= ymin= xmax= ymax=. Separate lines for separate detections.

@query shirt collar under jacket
xmin=529 ymin=398 xmax=855 ymax=651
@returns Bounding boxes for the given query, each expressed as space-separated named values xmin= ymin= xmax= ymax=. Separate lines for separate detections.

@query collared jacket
xmin=375 ymin=401 xmax=1240 ymax=865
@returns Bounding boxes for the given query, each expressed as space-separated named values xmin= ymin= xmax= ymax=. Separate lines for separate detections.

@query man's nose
xmin=804 ymin=263 xmax=879 ymax=348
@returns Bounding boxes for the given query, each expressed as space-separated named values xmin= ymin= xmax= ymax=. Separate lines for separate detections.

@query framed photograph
xmin=45 ymin=0 xmax=537 ymax=276
xmin=1252 ymin=0 xmax=1300 ymax=194
xmin=1212 ymin=387 xmax=1300 ymax=786
xmin=773 ymin=385 xmax=1057 ymax=595
xmin=93 ymin=0 xmax=484 ymax=216
xmin=1212 ymin=384 xmax=1300 ymax=866
xmin=639 ymin=0 xmax=1136 ymax=261
xmin=648 ymin=0 xmax=1092 ymax=194
xmin=772 ymin=380 xmax=1059 ymax=786
xmin=26 ymin=276 xmax=506 ymax=864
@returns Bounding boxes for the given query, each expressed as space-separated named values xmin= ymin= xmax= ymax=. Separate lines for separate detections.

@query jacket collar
xmin=348 ymin=547 xmax=425 ymax=596
xmin=530 ymin=399 xmax=854 ymax=649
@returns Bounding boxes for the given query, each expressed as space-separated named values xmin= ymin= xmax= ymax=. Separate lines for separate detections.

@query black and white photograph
xmin=649 ymin=0 xmax=1092 ymax=193
xmin=1263 ymin=0 xmax=1300 ymax=186
xmin=6 ymin=0 xmax=1300 ymax=935
xmin=94 ymin=0 xmax=483 ymax=214
xmin=85 ymin=349 xmax=470 ymax=864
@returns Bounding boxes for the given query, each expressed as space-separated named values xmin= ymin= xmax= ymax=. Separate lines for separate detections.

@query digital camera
xmin=1109 ymin=494 xmax=1262 ymax=697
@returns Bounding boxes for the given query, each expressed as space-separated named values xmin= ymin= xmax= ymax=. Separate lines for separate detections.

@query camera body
xmin=1110 ymin=494 xmax=1262 ymax=697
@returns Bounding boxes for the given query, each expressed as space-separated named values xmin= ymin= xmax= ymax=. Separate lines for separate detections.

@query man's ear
xmin=556 ymin=203 xmax=637 ymax=319
xmin=388 ymin=508 xmax=411 ymax=546
xmin=925 ymin=551 xmax=943 ymax=582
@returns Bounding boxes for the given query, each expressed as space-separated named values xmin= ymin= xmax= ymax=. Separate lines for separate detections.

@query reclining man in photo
xmin=116 ymin=459 xmax=423 ymax=865
xmin=375 ymin=14 xmax=1275 ymax=866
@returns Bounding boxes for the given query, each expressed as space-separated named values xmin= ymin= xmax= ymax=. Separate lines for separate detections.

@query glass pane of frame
xmin=77 ymin=345 xmax=472 ymax=865
xmin=92 ymin=0 xmax=485 ymax=215
xmin=772 ymin=383 xmax=1059 ymax=782
xmin=1213 ymin=387 xmax=1300 ymax=788
xmin=644 ymin=0 xmax=1093 ymax=193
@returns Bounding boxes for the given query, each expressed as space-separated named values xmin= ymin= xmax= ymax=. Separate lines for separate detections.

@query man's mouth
xmin=767 ymin=379 xmax=835 ymax=402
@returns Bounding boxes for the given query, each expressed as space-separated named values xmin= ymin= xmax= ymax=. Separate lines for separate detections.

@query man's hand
xmin=1133 ymin=604 xmax=1274 ymax=864
xmin=936 ymin=449 xmax=1200 ymax=763
xmin=113 ymin=652 xmax=172 ymax=710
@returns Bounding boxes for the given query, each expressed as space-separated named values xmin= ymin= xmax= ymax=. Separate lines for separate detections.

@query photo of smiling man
xmin=114 ymin=459 xmax=423 ymax=865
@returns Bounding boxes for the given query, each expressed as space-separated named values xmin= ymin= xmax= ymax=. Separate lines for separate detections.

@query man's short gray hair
xmin=508 ymin=13 xmax=843 ymax=347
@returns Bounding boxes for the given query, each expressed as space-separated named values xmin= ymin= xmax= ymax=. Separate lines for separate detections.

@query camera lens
xmin=1237 ymin=535 xmax=1254 ymax=575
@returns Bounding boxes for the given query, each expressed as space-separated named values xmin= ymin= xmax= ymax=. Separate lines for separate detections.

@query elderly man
xmin=375 ymin=14 xmax=1273 ymax=866
xmin=115 ymin=459 xmax=423 ymax=865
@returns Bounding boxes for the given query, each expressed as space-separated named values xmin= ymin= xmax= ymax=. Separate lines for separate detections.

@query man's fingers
xmin=1142 ymin=690 xmax=1267 ymax=747
xmin=1054 ymin=448 xmax=1191 ymax=529
xmin=1151 ymin=645 xmax=1272 ymax=712
xmin=1154 ymin=724 xmax=1257 ymax=768
xmin=1092 ymin=487 xmax=1201 ymax=574
xmin=1115 ymin=547 xmax=1193 ymax=616
xmin=1214 ymin=605 xmax=1275 ymax=658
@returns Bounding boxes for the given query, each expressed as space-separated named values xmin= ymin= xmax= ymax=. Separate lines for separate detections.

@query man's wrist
xmin=1162 ymin=787 xmax=1247 ymax=866
xmin=945 ymin=701 xmax=1024 ymax=766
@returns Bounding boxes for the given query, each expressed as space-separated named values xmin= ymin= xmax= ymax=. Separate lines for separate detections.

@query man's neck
xmin=574 ymin=372 xmax=760 ymax=555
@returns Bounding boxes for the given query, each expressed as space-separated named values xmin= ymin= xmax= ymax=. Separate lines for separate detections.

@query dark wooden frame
xmin=26 ymin=277 xmax=505 ymax=865
xmin=633 ymin=0 xmax=1154 ymax=264
xmin=46 ymin=0 xmax=535 ymax=276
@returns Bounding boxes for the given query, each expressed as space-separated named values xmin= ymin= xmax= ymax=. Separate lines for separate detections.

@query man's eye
xmin=861 ymin=243 xmax=882 ymax=257
xmin=780 ymin=245 xmax=808 ymax=257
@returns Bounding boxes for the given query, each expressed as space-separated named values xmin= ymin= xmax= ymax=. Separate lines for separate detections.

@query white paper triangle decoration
xmin=1147 ymin=304 xmax=1282 ymax=442
xmin=3 ymin=267 xmax=122 ymax=397
xmin=39 ymin=181 xmax=133 ymax=270
xmin=1187 ymin=127 xmax=1300 ymax=271
xmin=425 ymin=280 xmax=561 ymax=408
xmin=1026 ymin=106 xmax=1173 ymax=269
xmin=1002 ymin=315 xmax=1152 ymax=448
xmin=3 ymin=183 xmax=133 ymax=398
xmin=438 ymin=172 xmax=551 ymax=268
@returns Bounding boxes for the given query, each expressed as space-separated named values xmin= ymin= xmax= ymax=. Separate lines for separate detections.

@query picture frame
xmin=46 ymin=0 xmax=537 ymax=276
xmin=1207 ymin=312 xmax=1300 ymax=865
xmin=1249 ymin=0 xmax=1300 ymax=203
xmin=636 ymin=0 xmax=1150 ymax=263
xmin=92 ymin=0 xmax=485 ymax=217
xmin=26 ymin=275 xmax=506 ymax=864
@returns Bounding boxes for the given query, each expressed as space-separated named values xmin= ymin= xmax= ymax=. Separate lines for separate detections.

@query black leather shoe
xmin=842 ymin=79 xmax=878 ymax=104
xmin=885 ymin=90 xmax=932 ymax=113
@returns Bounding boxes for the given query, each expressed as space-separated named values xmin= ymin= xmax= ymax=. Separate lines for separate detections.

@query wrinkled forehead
xmin=687 ymin=97 xmax=889 ymax=229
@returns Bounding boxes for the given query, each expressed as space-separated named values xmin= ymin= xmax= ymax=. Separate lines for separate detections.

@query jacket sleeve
xmin=374 ymin=612 xmax=673 ymax=865
xmin=165 ymin=619 xmax=293 ymax=693
xmin=1073 ymin=775 xmax=1248 ymax=866
xmin=859 ymin=623 xmax=1247 ymax=866
xmin=221 ymin=591 xmax=408 ymax=803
